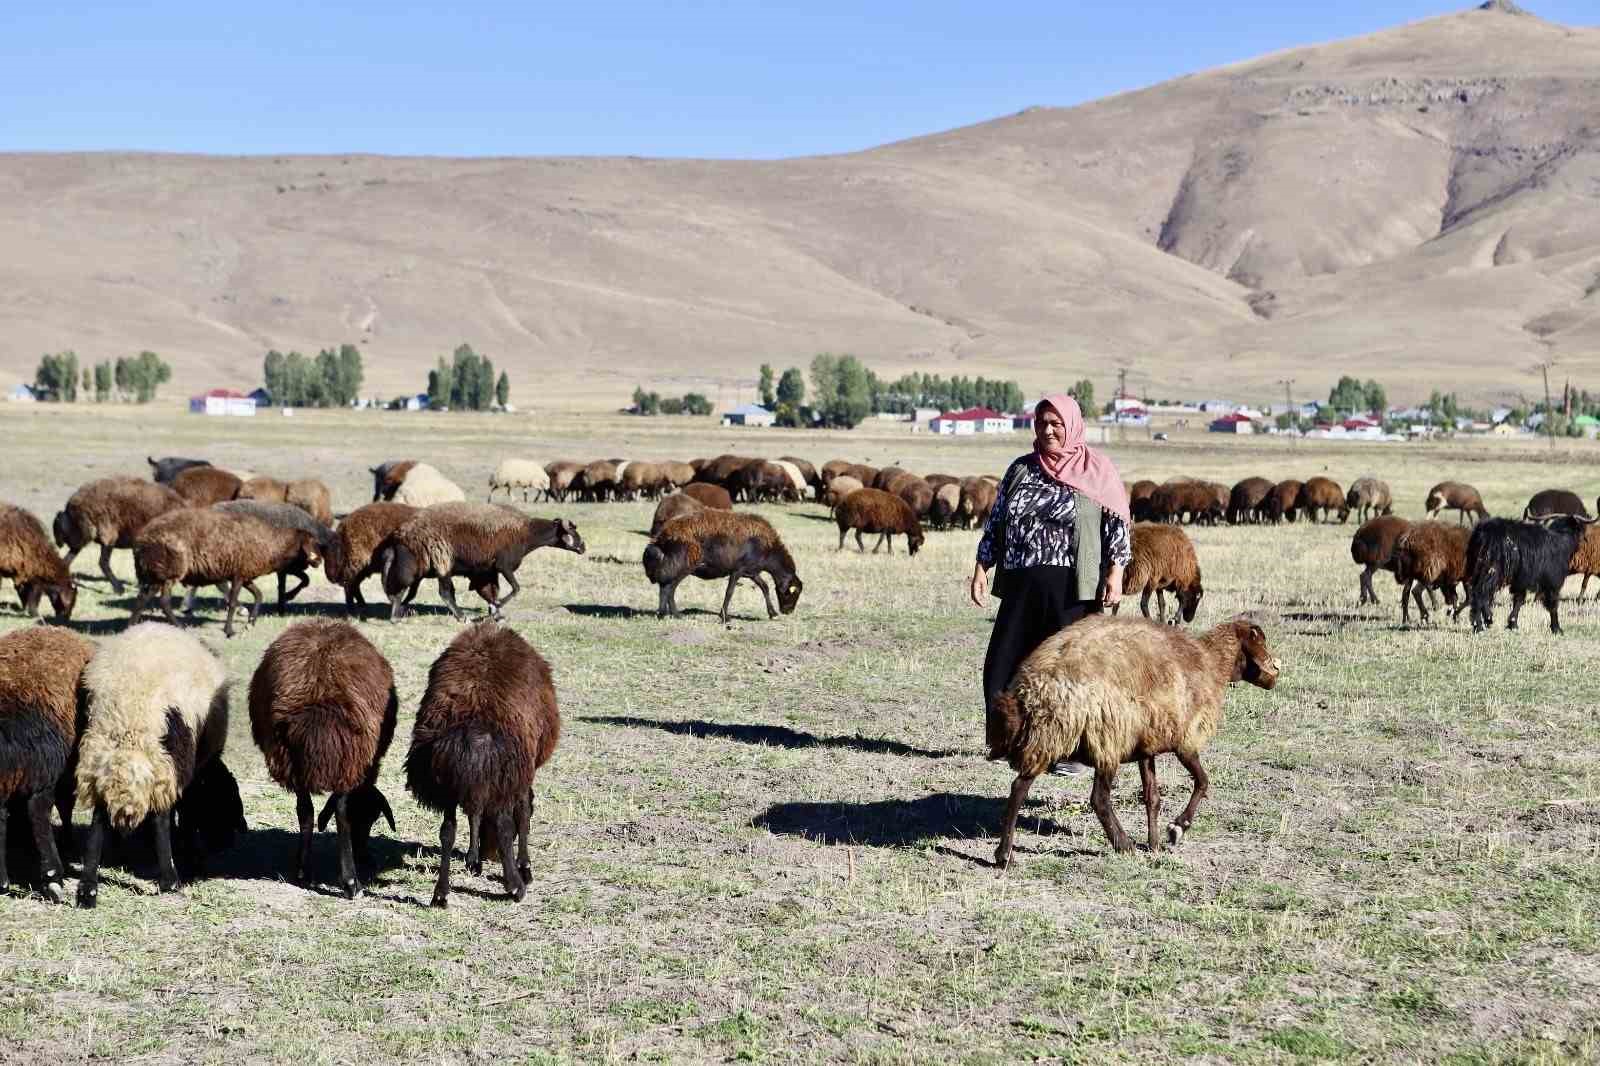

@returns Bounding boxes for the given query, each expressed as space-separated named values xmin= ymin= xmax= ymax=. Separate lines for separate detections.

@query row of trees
xmin=1327 ymin=376 xmax=1388 ymax=417
xmin=34 ymin=350 xmax=172 ymax=403
xmin=426 ymin=343 xmax=510 ymax=412
xmin=262 ymin=344 xmax=364 ymax=408
xmin=631 ymin=387 xmax=714 ymax=416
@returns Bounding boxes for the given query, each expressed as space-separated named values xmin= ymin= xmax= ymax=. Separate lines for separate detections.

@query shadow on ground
xmin=582 ymin=714 xmax=962 ymax=760
xmin=752 ymin=791 xmax=1073 ymax=849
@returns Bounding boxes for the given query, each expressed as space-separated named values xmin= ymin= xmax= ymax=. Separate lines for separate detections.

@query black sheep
xmin=1466 ymin=515 xmax=1598 ymax=634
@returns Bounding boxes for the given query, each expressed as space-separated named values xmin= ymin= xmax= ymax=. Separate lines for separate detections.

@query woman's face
xmin=1036 ymin=406 xmax=1068 ymax=451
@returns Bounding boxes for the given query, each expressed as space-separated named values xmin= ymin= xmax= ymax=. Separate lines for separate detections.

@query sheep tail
xmin=1003 ymin=674 xmax=1111 ymax=778
xmin=986 ymin=692 xmax=1024 ymax=761
xmin=76 ymin=731 xmax=176 ymax=831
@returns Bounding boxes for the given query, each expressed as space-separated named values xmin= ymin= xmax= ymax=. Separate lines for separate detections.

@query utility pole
xmin=1277 ymin=377 xmax=1296 ymax=439
xmin=1536 ymin=356 xmax=1557 ymax=451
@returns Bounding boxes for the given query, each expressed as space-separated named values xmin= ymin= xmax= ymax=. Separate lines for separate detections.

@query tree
xmin=682 ymin=392 xmax=713 ymax=416
xmin=1070 ymin=378 xmax=1096 ymax=415
xmin=337 ymin=343 xmax=363 ymax=405
xmin=428 ymin=357 xmax=454 ymax=410
xmin=477 ymin=357 xmax=496 ymax=412
xmin=94 ymin=361 xmax=112 ymax=403
xmin=81 ymin=367 xmax=92 ymax=398
xmin=659 ymin=396 xmax=684 ymax=415
xmin=631 ymin=385 xmax=661 ymax=416
xmin=776 ymin=367 xmax=805 ymax=409
xmin=33 ymin=351 xmax=79 ymax=402
xmin=1363 ymin=379 xmax=1386 ymax=416
xmin=262 ymin=350 xmax=286 ymax=405
xmin=496 ymin=371 xmax=510 ymax=408
xmin=1328 ymin=375 xmax=1375 ymax=415
xmin=810 ymin=353 xmax=871 ymax=428
xmin=757 ymin=363 xmax=776 ymax=408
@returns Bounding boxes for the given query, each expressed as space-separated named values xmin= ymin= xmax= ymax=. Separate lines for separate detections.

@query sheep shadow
xmin=563 ymin=604 xmax=770 ymax=623
xmin=752 ymin=792 xmax=1073 ymax=851
xmin=200 ymin=825 xmax=412 ymax=895
xmin=581 ymin=715 xmax=961 ymax=760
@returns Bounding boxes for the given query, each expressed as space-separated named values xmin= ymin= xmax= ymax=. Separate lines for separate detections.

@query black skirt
xmin=983 ymin=565 xmax=1100 ymax=711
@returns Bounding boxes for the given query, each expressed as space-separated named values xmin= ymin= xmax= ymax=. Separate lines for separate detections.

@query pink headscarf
xmin=1034 ymin=395 xmax=1131 ymax=523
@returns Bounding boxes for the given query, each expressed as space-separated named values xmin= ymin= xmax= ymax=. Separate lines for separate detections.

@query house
xmin=7 ymin=383 xmax=37 ymax=403
xmin=188 ymin=389 xmax=256 ymax=417
xmin=911 ymin=407 xmax=941 ymax=424
xmin=1490 ymin=406 xmax=1513 ymax=425
xmin=247 ymin=387 xmax=273 ymax=408
xmin=721 ymin=403 xmax=775 ymax=428
xmin=1208 ymin=413 xmax=1255 ymax=434
xmin=403 ymin=394 xmax=430 ymax=411
xmin=931 ymin=407 xmax=1013 ymax=435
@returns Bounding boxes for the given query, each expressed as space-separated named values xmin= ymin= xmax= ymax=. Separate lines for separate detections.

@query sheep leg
xmin=438 ymin=578 xmax=465 ymax=621
xmin=1413 ymin=582 xmax=1431 ymax=624
xmin=1581 ymin=574 xmax=1591 ymax=600
xmin=495 ymin=568 xmax=520 ymax=615
xmin=152 ymin=809 xmax=182 ymax=894
xmin=1359 ymin=565 xmax=1375 ymax=606
xmin=1156 ymin=589 xmax=1170 ymax=624
xmin=1140 ymin=757 xmax=1162 ymax=853
xmin=657 ymin=581 xmax=672 ymax=619
xmin=993 ymin=773 xmax=1036 ymax=870
xmin=854 ymin=530 xmax=866 ymax=553
xmin=76 ymin=804 xmax=110 ymax=908
xmin=496 ymin=810 xmax=525 ymax=902
xmin=281 ymin=568 xmax=309 ymax=605
xmin=836 ymin=527 xmax=847 ymax=551
xmin=0 ymin=797 xmax=7 ymax=892
xmin=515 ymin=794 xmax=532 ymax=884
xmin=183 ymin=586 xmax=199 ymax=615
xmin=719 ymin=575 xmax=741 ymax=624
xmin=1542 ymin=584 xmax=1562 ymax=634
xmin=1400 ymin=579 xmax=1414 ymax=627
xmin=749 ymin=573 xmax=778 ymax=619
xmin=1139 ymin=588 xmax=1153 ymax=620
xmin=97 ymin=544 xmax=124 ymax=593
xmin=465 ymin=810 xmax=483 ymax=876
xmin=294 ymin=790 xmax=315 ymax=885
xmin=332 ymin=793 xmax=360 ymax=899
xmin=1507 ymin=589 xmax=1525 ymax=630
xmin=52 ymin=774 xmax=76 ymax=861
xmin=159 ymin=584 xmax=181 ymax=626
xmin=431 ymin=808 xmax=456 ymax=908
xmin=1089 ymin=767 xmax=1134 ymax=853
xmin=25 ymin=791 xmax=66 ymax=901
xmin=1167 ymin=750 xmax=1210 ymax=846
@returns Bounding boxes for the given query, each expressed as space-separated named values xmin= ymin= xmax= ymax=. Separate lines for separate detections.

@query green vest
xmin=1074 ymin=498 xmax=1103 ymax=602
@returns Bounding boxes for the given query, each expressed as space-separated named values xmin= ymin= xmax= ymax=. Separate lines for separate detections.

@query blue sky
xmin=2 ymin=2 xmax=1592 ymax=159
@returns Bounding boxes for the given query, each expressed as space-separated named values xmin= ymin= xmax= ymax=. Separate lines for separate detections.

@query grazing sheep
xmin=131 ymin=506 xmax=323 ymax=637
xmin=0 ymin=628 xmax=95 ymax=900
xmin=1262 ymin=480 xmax=1303 ymax=524
xmin=75 ymin=623 xmax=244 ymax=907
xmin=171 ymin=466 xmax=244 ymax=506
xmin=147 ymin=457 xmax=212 ymax=485
xmin=681 ymin=482 xmax=734 ymax=510
xmin=958 ymin=477 xmax=998 ymax=529
xmin=406 ymin=622 xmax=560 ymax=906
xmin=213 ymin=500 xmax=334 ymax=605
xmin=731 ymin=461 xmax=793 ymax=504
xmin=650 ymin=493 xmax=706 ymax=537
xmin=822 ymin=475 xmax=864 ymax=515
xmin=845 ymin=463 xmax=880 ymax=487
xmin=54 ymin=477 xmax=186 ymax=592
xmin=695 ymin=455 xmax=756 ymax=492
xmin=236 ymin=476 xmax=291 ymax=504
xmin=324 ymin=502 xmax=419 ymax=611
xmin=1393 ymin=521 xmax=1471 ymax=626
xmin=1118 ymin=524 xmax=1203 ymax=624
xmin=892 ymin=475 xmax=936 ymax=519
xmin=543 ymin=461 xmax=583 ymax=503
xmin=0 ymin=505 xmax=77 ymax=620
xmin=872 ymin=467 xmax=908 ymax=491
xmin=644 ymin=510 xmax=803 ymax=623
xmin=1350 ymin=516 xmax=1411 ymax=606
xmin=1150 ymin=481 xmax=1220 ymax=525
xmin=835 ymin=488 xmax=926 ymax=556
xmin=249 ymin=621 xmax=399 ymax=898
xmin=488 ymin=459 xmax=551 ymax=503
xmin=1568 ymin=523 xmax=1600 ymax=601
xmin=370 ymin=460 xmax=418 ymax=502
xmin=1425 ymin=481 xmax=1488 ymax=525
xmin=382 ymin=503 xmax=586 ymax=621
xmin=394 ymin=463 xmax=466 ymax=507
xmin=1127 ymin=480 xmax=1160 ymax=523
xmin=777 ymin=457 xmax=820 ymax=498
xmin=773 ymin=461 xmax=809 ymax=502
xmin=1345 ymin=477 xmax=1393 ymax=524
xmin=1299 ymin=476 xmax=1348 ymax=523
xmin=988 ymin=616 xmax=1280 ymax=866
xmin=1227 ymin=477 xmax=1273 ymax=525
xmin=819 ymin=460 xmax=852 ymax=486
xmin=286 ymin=479 xmax=334 ymax=526
xmin=1523 ymin=489 xmax=1590 ymax=520
xmin=1465 ymin=515 xmax=1596 ymax=634
xmin=620 ymin=461 xmax=673 ymax=501
xmin=573 ymin=460 xmax=621 ymax=502
xmin=930 ymin=483 xmax=962 ymax=530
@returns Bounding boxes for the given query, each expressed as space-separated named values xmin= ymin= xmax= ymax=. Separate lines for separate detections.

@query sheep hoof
xmin=518 ymin=864 xmax=532 ymax=883
xmin=430 ymin=893 xmax=448 ymax=909
xmin=993 ymin=846 xmax=1011 ymax=870
xmin=1167 ymin=823 xmax=1185 ymax=846
xmin=77 ymin=885 xmax=98 ymax=909
xmin=160 ymin=880 xmax=183 ymax=895
xmin=466 ymin=860 xmax=482 ymax=877
xmin=508 ymin=885 xmax=526 ymax=903
xmin=43 ymin=882 xmax=65 ymax=904
xmin=342 ymin=879 xmax=362 ymax=900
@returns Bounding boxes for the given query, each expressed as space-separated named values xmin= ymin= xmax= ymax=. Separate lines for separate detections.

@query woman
xmin=971 ymin=395 xmax=1131 ymax=763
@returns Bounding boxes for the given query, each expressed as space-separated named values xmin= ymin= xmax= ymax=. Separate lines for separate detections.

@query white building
xmin=930 ymin=407 xmax=1013 ymax=435
xmin=721 ymin=403 xmax=775 ymax=428
xmin=189 ymin=389 xmax=257 ymax=417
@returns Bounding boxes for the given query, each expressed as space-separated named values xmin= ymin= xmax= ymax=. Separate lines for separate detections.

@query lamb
xmin=1465 ymin=514 xmax=1596 ymax=634
xmin=1261 ymin=480 xmax=1303 ymax=524
xmin=958 ymin=477 xmax=998 ymax=529
xmin=1425 ymin=481 xmax=1488 ymax=525
xmin=1299 ymin=476 xmax=1348 ymax=523
xmin=650 ymin=493 xmax=706 ymax=537
xmin=644 ymin=510 xmax=803 ymax=623
xmin=382 ymin=503 xmax=586 ymax=621
xmin=147 ymin=456 xmax=211 ymax=485
xmin=1227 ymin=477 xmax=1273 ymax=525
xmin=1523 ymin=489 xmax=1590 ymax=520
xmin=1392 ymin=521 xmax=1471 ymax=626
xmin=249 ymin=621 xmax=399 ymax=898
xmin=0 ymin=628 xmax=96 ymax=900
xmin=988 ymin=616 xmax=1279 ymax=866
xmin=171 ymin=466 xmax=244 ymax=506
xmin=131 ymin=505 xmax=324 ymax=637
xmin=75 ymin=623 xmax=245 ymax=907
xmin=822 ymin=475 xmax=864 ymax=515
xmin=213 ymin=500 xmax=335 ymax=605
xmin=681 ymin=482 xmax=734 ymax=510
xmin=929 ymin=483 xmax=963 ymax=530
xmin=1118 ymin=523 xmax=1204 ymax=624
xmin=1345 ymin=477 xmax=1393 ymax=523
xmin=1350 ymin=515 xmax=1411 ymax=606
xmin=543 ymin=461 xmax=583 ymax=502
xmin=394 ymin=463 xmax=466 ymax=507
xmin=0 ymin=505 xmax=77 ymax=620
xmin=370 ymin=460 xmax=418 ymax=502
xmin=53 ymin=478 xmax=188 ymax=591
xmin=488 ymin=459 xmax=551 ymax=503
xmin=405 ymin=622 xmax=560 ymax=906
xmin=834 ymin=488 xmax=926 ymax=556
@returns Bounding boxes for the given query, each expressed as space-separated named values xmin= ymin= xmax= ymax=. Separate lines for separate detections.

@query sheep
xmin=0 ymin=505 xmax=77 ymax=621
xmin=1227 ymin=477 xmax=1273 ymax=525
xmin=845 ymin=463 xmax=880 ymax=487
xmin=1127 ymin=480 xmax=1160 ymax=522
xmin=1465 ymin=515 xmax=1596 ymax=634
xmin=1150 ymin=481 xmax=1220 ymax=525
xmin=620 ymin=461 xmax=674 ymax=501
xmin=819 ymin=459 xmax=852 ymax=485
xmin=822 ymin=475 xmax=865 ymax=515
xmin=75 ymin=623 xmax=244 ymax=907
xmin=1299 ymin=476 xmax=1348 ymax=523
xmin=394 ymin=463 xmax=466 ymax=507
xmin=544 ymin=461 xmax=584 ymax=502
xmin=488 ymin=459 xmax=551 ymax=503
xmin=1569 ymin=523 xmax=1600 ymax=601
xmin=834 ymin=488 xmax=926 ymax=556
xmin=574 ymin=460 xmax=621 ymax=502
xmin=892 ymin=475 xmax=936 ymax=519
xmin=52 ymin=477 xmax=186 ymax=593
xmin=958 ymin=477 xmax=998 ymax=529
xmin=650 ymin=493 xmax=706 ymax=537
xmin=382 ymin=503 xmax=586 ymax=621
xmin=1345 ymin=477 xmax=1393 ymax=524
xmin=147 ymin=456 xmax=211 ymax=485
xmin=370 ymin=460 xmax=418 ymax=502
xmin=1524 ymin=489 xmax=1590 ymax=520
xmin=237 ymin=476 xmax=291 ymax=504
xmin=925 ymin=474 xmax=960 ymax=491
xmin=213 ymin=500 xmax=335 ymax=605
xmin=171 ymin=466 xmax=244 ymax=506
xmin=1118 ymin=523 xmax=1203 ymax=624
xmin=286 ymin=479 xmax=335 ymax=526
xmin=249 ymin=621 xmax=399 ymax=897
xmin=131 ymin=505 xmax=323 ymax=637
xmin=1425 ymin=481 xmax=1488 ymax=525
xmin=930 ymin=483 xmax=963 ymax=530
xmin=778 ymin=456 xmax=820 ymax=498
xmin=1350 ymin=515 xmax=1411 ymax=606
xmin=872 ymin=466 xmax=908 ymax=491
xmin=405 ymin=622 xmax=560 ymax=906
xmin=0 ymin=628 xmax=95 ymax=900
xmin=324 ymin=501 xmax=419 ymax=611
xmin=773 ymin=461 xmax=809 ymax=502
xmin=1261 ymin=480 xmax=1303 ymax=524
xmin=1392 ymin=521 xmax=1471 ymax=626
xmin=644 ymin=510 xmax=803 ymax=623
xmin=731 ymin=461 xmax=792 ymax=504
xmin=681 ymin=482 xmax=734 ymax=510
xmin=988 ymin=616 xmax=1280 ymax=866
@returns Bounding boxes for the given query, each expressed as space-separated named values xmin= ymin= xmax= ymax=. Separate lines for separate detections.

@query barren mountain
xmin=2 ymin=0 xmax=1596 ymax=407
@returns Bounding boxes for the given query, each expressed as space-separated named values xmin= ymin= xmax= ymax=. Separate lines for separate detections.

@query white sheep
xmin=395 ymin=463 xmax=467 ymax=507
xmin=773 ymin=460 xmax=808 ymax=501
xmin=488 ymin=459 xmax=551 ymax=503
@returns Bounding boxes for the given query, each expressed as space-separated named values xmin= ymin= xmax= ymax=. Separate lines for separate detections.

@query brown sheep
xmin=930 ymin=483 xmax=962 ymax=530
xmin=574 ymin=460 xmax=621 ymax=502
xmin=1151 ymin=481 xmax=1220 ymax=525
xmin=872 ymin=467 xmax=908 ymax=491
xmin=695 ymin=455 xmax=756 ymax=494
xmin=0 ymin=505 xmax=77 ymax=620
xmin=1299 ymin=476 xmax=1348 ymax=523
xmin=1345 ymin=477 xmax=1393 ymax=523
xmin=834 ymin=488 xmax=925 ymax=555
xmin=370 ymin=460 xmax=418 ymax=502
xmin=731 ymin=460 xmax=792 ymax=504
xmin=819 ymin=459 xmax=852 ymax=485
xmin=1127 ymin=480 xmax=1160 ymax=522
xmin=1262 ymin=480 xmax=1303 ymax=524
xmin=382 ymin=503 xmax=586 ymax=621
xmin=925 ymin=474 xmax=960 ymax=491
xmin=130 ymin=506 xmax=322 ymax=637
xmin=650 ymin=493 xmax=706 ymax=537
xmin=681 ymin=482 xmax=734 ymax=510
xmin=1569 ymin=524 xmax=1600 ymax=601
xmin=1350 ymin=516 xmax=1411 ymax=606
xmin=822 ymin=475 xmax=865 ymax=515
xmin=893 ymin=475 xmax=935 ymax=518
xmin=286 ymin=479 xmax=334 ymax=526
xmin=237 ymin=476 xmax=291 ymax=504
xmin=172 ymin=466 xmax=244 ymax=506
xmin=249 ymin=621 xmax=399 ymax=898
xmin=1425 ymin=481 xmax=1488 ymax=525
xmin=54 ymin=477 xmax=186 ymax=592
xmin=621 ymin=461 xmax=673 ymax=501
xmin=148 ymin=457 xmax=211 ymax=485
xmin=406 ymin=622 xmax=561 ymax=906
xmin=326 ymin=502 xmax=420 ymax=611
xmin=644 ymin=510 xmax=802 ymax=622
xmin=1118 ymin=524 xmax=1203 ymax=624
xmin=1524 ymin=489 xmax=1590 ymax=520
xmin=1393 ymin=521 xmax=1471 ymax=626
xmin=1226 ymin=477 xmax=1273 ymax=525
xmin=544 ymin=461 xmax=583 ymax=503
xmin=663 ymin=461 xmax=698 ymax=489
xmin=214 ymin=500 xmax=334 ymax=606
xmin=958 ymin=477 xmax=998 ymax=529
xmin=988 ymin=616 xmax=1280 ymax=865
xmin=844 ymin=463 xmax=879 ymax=487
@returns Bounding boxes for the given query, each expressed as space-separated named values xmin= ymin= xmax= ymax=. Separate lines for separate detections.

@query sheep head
xmin=907 ymin=527 xmax=926 ymax=556
xmin=777 ymin=575 xmax=803 ymax=615
xmin=177 ymin=758 xmax=248 ymax=854
xmin=553 ymin=518 xmax=586 ymax=555
xmin=1179 ymin=581 xmax=1204 ymax=624
xmin=1230 ymin=619 xmax=1279 ymax=690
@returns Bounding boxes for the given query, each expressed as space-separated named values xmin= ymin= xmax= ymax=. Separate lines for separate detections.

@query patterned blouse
xmin=976 ymin=455 xmax=1133 ymax=571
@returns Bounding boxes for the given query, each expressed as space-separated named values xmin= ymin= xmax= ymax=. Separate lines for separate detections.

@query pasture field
xmin=3 ymin=405 xmax=1600 ymax=1065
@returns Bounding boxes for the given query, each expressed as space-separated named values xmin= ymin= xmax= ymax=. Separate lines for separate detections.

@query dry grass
xmin=3 ymin=406 xmax=1600 ymax=1064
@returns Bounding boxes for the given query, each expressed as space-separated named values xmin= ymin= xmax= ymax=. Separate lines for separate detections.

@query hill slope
xmin=2 ymin=1 xmax=1596 ymax=407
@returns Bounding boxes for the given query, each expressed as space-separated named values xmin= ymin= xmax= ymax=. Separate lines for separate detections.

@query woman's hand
xmin=1102 ymin=564 xmax=1124 ymax=609
xmin=970 ymin=562 xmax=989 ymax=607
